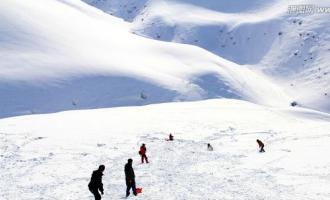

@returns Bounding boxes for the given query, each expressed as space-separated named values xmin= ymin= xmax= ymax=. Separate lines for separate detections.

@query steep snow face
xmin=83 ymin=0 xmax=280 ymax=21
xmin=259 ymin=12 xmax=330 ymax=112
xmin=1 ymin=99 xmax=330 ymax=199
xmin=84 ymin=0 xmax=330 ymax=112
xmin=0 ymin=0 xmax=291 ymax=118
xmin=84 ymin=0 xmax=287 ymax=64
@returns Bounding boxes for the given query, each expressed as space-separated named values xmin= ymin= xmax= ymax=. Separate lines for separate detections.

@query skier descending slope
xmin=88 ymin=165 xmax=105 ymax=200
xmin=256 ymin=139 xmax=265 ymax=152
xmin=125 ymin=159 xmax=137 ymax=197
xmin=139 ymin=144 xmax=149 ymax=164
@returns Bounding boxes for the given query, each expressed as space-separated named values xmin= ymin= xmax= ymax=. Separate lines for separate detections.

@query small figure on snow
xmin=88 ymin=165 xmax=105 ymax=200
xmin=256 ymin=139 xmax=265 ymax=152
xmin=168 ymin=134 xmax=174 ymax=141
xmin=207 ymin=143 xmax=213 ymax=151
xmin=139 ymin=143 xmax=149 ymax=163
xmin=125 ymin=159 xmax=137 ymax=197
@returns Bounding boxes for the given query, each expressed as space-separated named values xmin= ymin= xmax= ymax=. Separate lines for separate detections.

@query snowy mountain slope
xmin=0 ymin=0 xmax=292 ymax=118
xmin=1 ymin=99 xmax=330 ymax=199
xmin=259 ymin=11 xmax=330 ymax=112
xmin=84 ymin=0 xmax=330 ymax=112
xmin=1 ymin=1 xmax=330 ymax=199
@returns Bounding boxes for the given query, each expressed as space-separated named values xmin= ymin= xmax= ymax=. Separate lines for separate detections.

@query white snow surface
xmin=84 ymin=0 xmax=330 ymax=112
xmin=1 ymin=99 xmax=330 ymax=199
xmin=1 ymin=1 xmax=330 ymax=199
xmin=0 ymin=0 xmax=306 ymax=118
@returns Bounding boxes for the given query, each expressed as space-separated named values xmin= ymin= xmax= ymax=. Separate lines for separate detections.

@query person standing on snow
xmin=88 ymin=165 xmax=105 ymax=200
xmin=207 ymin=143 xmax=213 ymax=151
xmin=139 ymin=143 xmax=149 ymax=163
xmin=125 ymin=158 xmax=137 ymax=197
xmin=256 ymin=139 xmax=265 ymax=152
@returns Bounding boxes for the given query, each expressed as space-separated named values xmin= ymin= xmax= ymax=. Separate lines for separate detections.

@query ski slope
xmin=1 ymin=99 xmax=330 ymax=199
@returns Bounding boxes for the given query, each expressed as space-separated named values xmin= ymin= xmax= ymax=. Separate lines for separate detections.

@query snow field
xmin=1 ymin=100 xmax=330 ymax=199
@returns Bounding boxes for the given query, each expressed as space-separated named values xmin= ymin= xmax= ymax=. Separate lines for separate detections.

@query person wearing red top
xmin=139 ymin=144 xmax=149 ymax=163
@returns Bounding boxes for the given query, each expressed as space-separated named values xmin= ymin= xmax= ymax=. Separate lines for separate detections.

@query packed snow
xmin=1 ymin=99 xmax=330 ymax=199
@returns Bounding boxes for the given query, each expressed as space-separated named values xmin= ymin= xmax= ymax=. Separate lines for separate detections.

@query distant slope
xmin=0 ymin=0 xmax=290 ymax=118
xmin=84 ymin=0 xmax=330 ymax=112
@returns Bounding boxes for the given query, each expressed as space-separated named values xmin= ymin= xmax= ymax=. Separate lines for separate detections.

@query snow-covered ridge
xmin=0 ymin=0 xmax=291 ymax=118
xmin=84 ymin=0 xmax=330 ymax=112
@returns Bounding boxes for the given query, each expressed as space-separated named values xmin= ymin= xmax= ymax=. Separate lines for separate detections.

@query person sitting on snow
xmin=169 ymin=134 xmax=174 ymax=141
xmin=139 ymin=143 xmax=149 ymax=164
xmin=256 ymin=139 xmax=265 ymax=152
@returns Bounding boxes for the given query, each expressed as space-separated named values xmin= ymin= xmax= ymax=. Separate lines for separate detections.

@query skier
xmin=88 ymin=165 xmax=105 ymax=200
xmin=125 ymin=158 xmax=137 ymax=197
xmin=139 ymin=143 xmax=149 ymax=164
xmin=207 ymin=143 xmax=213 ymax=151
xmin=169 ymin=134 xmax=174 ymax=141
xmin=256 ymin=139 xmax=265 ymax=152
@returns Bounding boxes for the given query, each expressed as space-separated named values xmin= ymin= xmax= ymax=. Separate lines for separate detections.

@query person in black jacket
xmin=256 ymin=139 xmax=265 ymax=152
xmin=88 ymin=165 xmax=105 ymax=200
xmin=125 ymin=158 xmax=137 ymax=197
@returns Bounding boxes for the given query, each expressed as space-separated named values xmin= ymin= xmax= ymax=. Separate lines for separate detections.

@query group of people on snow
xmin=88 ymin=159 xmax=138 ymax=200
xmin=88 ymin=134 xmax=265 ymax=199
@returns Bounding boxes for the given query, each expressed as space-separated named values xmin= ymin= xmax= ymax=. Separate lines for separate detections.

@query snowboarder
xmin=125 ymin=158 xmax=137 ymax=197
xmin=169 ymin=134 xmax=174 ymax=141
xmin=139 ymin=143 xmax=149 ymax=163
xmin=207 ymin=143 xmax=213 ymax=151
xmin=256 ymin=139 xmax=265 ymax=152
xmin=88 ymin=165 xmax=105 ymax=200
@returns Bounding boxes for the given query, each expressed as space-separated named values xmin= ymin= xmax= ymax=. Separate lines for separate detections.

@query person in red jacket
xmin=256 ymin=139 xmax=265 ymax=152
xmin=139 ymin=144 xmax=149 ymax=163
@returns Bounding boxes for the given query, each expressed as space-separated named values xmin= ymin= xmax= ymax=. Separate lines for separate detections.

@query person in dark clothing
xmin=139 ymin=144 xmax=149 ymax=164
xmin=125 ymin=159 xmax=137 ymax=197
xmin=88 ymin=165 xmax=105 ymax=200
xmin=169 ymin=134 xmax=174 ymax=141
xmin=207 ymin=143 xmax=213 ymax=151
xmin=256 ymin=139 xmax=265 ymax=152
